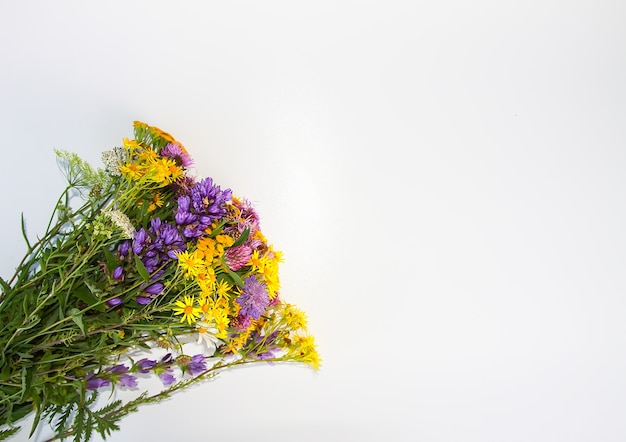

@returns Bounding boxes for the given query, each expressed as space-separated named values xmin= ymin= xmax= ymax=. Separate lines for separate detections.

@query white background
xmin=1 ymin=1 xmax=626 ymax=441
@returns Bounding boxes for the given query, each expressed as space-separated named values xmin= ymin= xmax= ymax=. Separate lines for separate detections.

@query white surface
xmin=1 ymin=1 xmax=626 ymax=441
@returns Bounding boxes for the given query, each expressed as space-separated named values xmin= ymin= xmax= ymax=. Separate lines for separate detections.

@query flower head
xmin=176 ymin=250 xmax=205 ymax=279
xmin=196 ymin=321 xmax=222 ymax=356
xmin=105 ymin=210 xmax=135 ymax=239
xmin=183 ymin=354 xmax=207 ymax=376
xmin=224 ymin=245 xmax=252 ymax=271
xmin=135 ymin=358 xmax=157 ymax=374
xmin=236 ymin=275 xmax=270 ymax=320
xmin=161 ymin=142 xmax=193 ymax=167
xmin=86 ymin=373 xmax=110 ymax=390
xmin=132 ymin=218 xmax=186 ymax=273
xmin=173 ymin=296 xmax=202 ymax=324
xmin=175 ymin=177 xmax=232 ymax=238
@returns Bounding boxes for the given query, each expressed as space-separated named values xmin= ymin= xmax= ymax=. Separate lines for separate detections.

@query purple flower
xmin=135 ymin=358 xmax=157 ymax=373
xmin=112 ymin=266 xmax=124 ymax=280
xmin=108 ymin=364 xmax=129 ymax=374
xmin=118 ymin=373 xmax=138 ymax=388
xmin=256 ymin=349 xmax=278 ymax=361
xmin=118 ymin=240 xmax=131 ymax=258
xmin=159 ymin=371 xmax=176 ymax=385
xmin=161 ymin=143 xmax=193 ymax=167
xmin=133 ymin=228 xmax=150 ymax=255
xmin=144 ymin=282 xmax=164 ymax=295
xmin=175 ymin=178 xmax=231 ymax=238
xmin=225 ymin=198 xmax=261 ymax=237
xmin=86 ymin=373 xmax=110 ymax=390
xmin=133 ymin=219 xmax=185 ymax=273
xmin=156 ymin=353 xmax=176 ymax=385
xmin=107 ymin=297 xmax=123 ymax=307
xmin=236 ymin=276 xmax=270 ymax=320
xmin=186 ymin=354 xmax=207 ymax=376
xmin=131 ymin=218 xmax=185 ymax=304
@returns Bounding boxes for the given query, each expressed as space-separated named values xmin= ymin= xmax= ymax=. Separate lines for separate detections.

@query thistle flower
xmin=161 ymin=142 xmax=193 ymax=167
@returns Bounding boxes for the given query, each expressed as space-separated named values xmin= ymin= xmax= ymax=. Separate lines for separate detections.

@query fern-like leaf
xmin=0 ymin=427 xmax=19 ymax=440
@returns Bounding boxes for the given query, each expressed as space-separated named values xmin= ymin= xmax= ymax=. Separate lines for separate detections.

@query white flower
xmin=104 ymin=210 xmax=135 ymax=239
xmin=101 ymin=148 xmax=125 ymax=176
xmin=196 ymin=321 xmax=223 ymax=356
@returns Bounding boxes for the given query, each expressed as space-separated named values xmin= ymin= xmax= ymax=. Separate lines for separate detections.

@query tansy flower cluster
xmin=0 ymin=122 xmax=319 ymax=442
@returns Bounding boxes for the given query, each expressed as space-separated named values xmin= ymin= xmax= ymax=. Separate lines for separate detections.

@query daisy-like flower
xmin=173 ymin=295 xmax=201 ymax=324
xmin=176 ymin=250 xmax=205 ymax=279
xmin=195 ymin=321 xmax=222 ymax=356
xmin=215 ymin=279 xmax=231 ymax=298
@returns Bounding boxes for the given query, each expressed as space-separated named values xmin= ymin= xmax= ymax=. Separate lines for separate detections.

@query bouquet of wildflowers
xmin=0 ymin=122 xmax=319 ymax=441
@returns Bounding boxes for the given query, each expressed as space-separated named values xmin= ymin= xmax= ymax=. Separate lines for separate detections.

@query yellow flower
xmin=253 ymin=229 xmax=267 ymax=244
xmin=282 ymin=304 xmax=308 ymax=331
xmin=291 ymin=335 xmax=320 ymax=370
xmin=197 ymin=237 xmax=217 ymax=262
xmin=176 ymin=250 xmax=205 ymax=279
xmin=173 ymin=295 xmax=201 ymax=325
xmin=215 ymin=280 xmax=231 ymax=298
xmin=122 ymin=137 xmax=140 ymax=149
xmin=148 ymin=157 xmax=182 ymax=184
xmin=248 ymin=250 xmax=264 ymax=271
xmin=216 ymin=234 xmax=234 ymax=248
xmin=138 ymin=147 xmax=158 ymax=162
xmin=197 ymin=267 xmax=216 ymax=294
xmin=119 ymin=163 xmax=146 ymax=180
xmin=198 ymin=296 xmax=214 ymax=317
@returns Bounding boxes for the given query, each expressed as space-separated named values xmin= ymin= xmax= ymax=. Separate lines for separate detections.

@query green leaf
xmin=0 ymin=277 xmax=10 ymax=296
xmin=29 ymin=393 xmax=43 ymax=438
xmin=19 ymin=366 xmax=33 ymax=402
xmin=231 ymin=227 xmax=249 ymax=248
xmin=216 ymin=272 xmax=234 ymax=286
xmin=20 ymin=213 xmax=32 ymax=251
xmin=0 ymin=364 xmax=10 ymax=381
xmin=16 ymin=352 xmax=33 ymax=360
xmin=0 ymin=427 xmax=19 ymax=440
xmin=68 ymin=308 xmax=86 ymax=335
xmin=73 ymin=283 xmax=104 ymax=312
xmin=208 ymin=220 xmax=226 ymax=237
xmin=102 ymin=247 xmax=118 ymax=274
xmin=227 ymin=269 xmax=244 ymax=288
xmin=134 ymin=255 xmax=150 ymax=281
